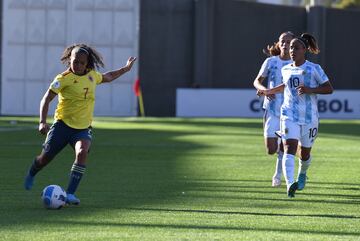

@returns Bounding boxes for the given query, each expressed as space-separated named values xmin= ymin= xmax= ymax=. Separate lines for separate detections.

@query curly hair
xmin=60 ymin=43 xmax=105 ymax=70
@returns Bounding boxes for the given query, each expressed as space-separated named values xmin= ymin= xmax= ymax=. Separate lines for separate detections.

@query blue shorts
xmin=42 ymin=120 xmax=92 ymax=160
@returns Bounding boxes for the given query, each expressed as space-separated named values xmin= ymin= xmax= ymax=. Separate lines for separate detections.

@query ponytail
xmin=263 ymin=42 xmax=281 ymax=56
xmin=263 ymin=31 xmax=295 ymax=56
xmin=297 ymin=33 xmax=320 ymax=54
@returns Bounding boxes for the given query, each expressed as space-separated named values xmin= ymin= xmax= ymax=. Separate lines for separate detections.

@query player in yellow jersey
xmin=24 ymin=43 xmax=136 ymax=205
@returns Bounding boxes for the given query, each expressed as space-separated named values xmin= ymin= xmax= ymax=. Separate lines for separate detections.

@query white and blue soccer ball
xmin=41 ymin=185 xmax=67 ymax=209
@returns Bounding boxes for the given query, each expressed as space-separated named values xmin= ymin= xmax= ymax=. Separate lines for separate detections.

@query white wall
xmin=1 ymin=0 xmax=139 ymax=116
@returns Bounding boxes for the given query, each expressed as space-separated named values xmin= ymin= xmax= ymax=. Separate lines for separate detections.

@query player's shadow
xmin=45 ymin=216 xmax=360 ymax=237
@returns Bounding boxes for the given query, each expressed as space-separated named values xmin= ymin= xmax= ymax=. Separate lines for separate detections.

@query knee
xmin=284 ymin=145 xmax=297 ymax=155
xmin=266 ymin=142 xmax=278 ymax=155
xmin=299 ymin=148 xmax=311 ymax=161
xmin=76 ymin=147 xmax=88 ymax=161
xmin=300 ymin=153 xmax=310 ymax=161
xmin=266 ymin=148 xmax=277 ymax=155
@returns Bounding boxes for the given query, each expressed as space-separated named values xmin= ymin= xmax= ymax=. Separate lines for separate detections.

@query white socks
xmin=282 ymin=153 xmax=295 ymax=188
xmin=298 ymin=156 xmax=312 ymax=175
xmin=273 ymin=151 xmax=283 ymax=179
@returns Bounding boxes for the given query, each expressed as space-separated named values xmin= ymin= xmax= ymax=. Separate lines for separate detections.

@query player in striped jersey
xmin=253 ymin=31 xmax=295 ymax=187
xmin=24 ymin=44 xmax=136 ymax=205
xmin=261 ymin=33 xmax=333 ymax=197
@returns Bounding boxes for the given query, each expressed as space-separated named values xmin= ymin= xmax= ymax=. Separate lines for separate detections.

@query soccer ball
xmin=41 ymin=185 xmax=67 ymax=209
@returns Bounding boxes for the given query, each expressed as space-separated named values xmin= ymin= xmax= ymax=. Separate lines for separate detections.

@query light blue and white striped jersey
xmin=257 ymin=56 xmax=292 ymax=117
xmin=281 ymin=60 xmax=329 ymax=124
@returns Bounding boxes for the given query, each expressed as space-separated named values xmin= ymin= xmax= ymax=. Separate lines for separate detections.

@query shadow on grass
xmin=96 ymin=117 xmax=263 ymax=130
xmin=0 ymin=119 xmax=210 ymax=226
xmin=183 ymin=191 xmax=360 ymax=205
xmin=0 ymin=121 xmax=219 ymax=227
xmin=177 ymin=191 xmax=360 ymax=206
xmin=94 ymin=117 xmax=360 ymax=138
xmin=1 ymin=117 xmax=359 ymax=230
xmin=319 ymin=121 xmax=360 ymax=138
xmin=174 ymin=178 xmax=360 ymax=206
xmin=183 ymin=186 xmax=360 ymax=199
xmin=186 ymin=178 xmax=360 ymax=187
xmin=45 ymin=219 xmax=360 ymax=237
xmin=2 ymin=117 xmax=359 ymax=137
xmin=122 ymin=207 xmax=360 ymax=219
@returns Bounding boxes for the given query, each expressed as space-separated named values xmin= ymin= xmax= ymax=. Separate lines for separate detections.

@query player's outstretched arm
xmin=39 ymin=89 xmax=57 ymax=135
xmin=102 ymin=57 xmax=137 ymax=83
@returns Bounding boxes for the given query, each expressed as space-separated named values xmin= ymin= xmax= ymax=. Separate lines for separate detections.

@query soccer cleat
xmin=297 ymin=173 xmax=307 ymax=191
xmin=272 ymin=177 xmax=281 ymax=187
xmin=287 ymin=182 xmax=298 ymax=198
xmin=24 ymin=174 xmax=34 ymax=190
xmin=66 ymin=194 xmax=80 ymax=205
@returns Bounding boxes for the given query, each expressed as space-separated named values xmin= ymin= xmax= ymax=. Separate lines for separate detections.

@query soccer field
xmin=0 ymin=117 xmax=359 ymax=241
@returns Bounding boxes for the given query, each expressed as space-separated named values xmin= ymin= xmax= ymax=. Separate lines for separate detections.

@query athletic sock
xmin=274 ymin=151 xmax=283 ymax=179
xmin=282 ymin=153 xmax=295 ymax=188
xmin=66 ymin=163 xmax=86 ymax=194
xmin=298 ymin=156 xmax=312 ymax=175
xmin=28 ymin=158 xmax=42 ymax=177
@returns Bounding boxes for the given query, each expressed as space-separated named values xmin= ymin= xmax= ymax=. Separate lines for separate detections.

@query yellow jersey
xmin=49 ymin=69 xmax=103 ymax=129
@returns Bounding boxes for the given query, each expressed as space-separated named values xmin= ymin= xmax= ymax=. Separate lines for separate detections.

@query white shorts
xmin=280 ymin=118 xmax=319 ymax=148
xmin=263 ymin=110 xmax=280 ymax=138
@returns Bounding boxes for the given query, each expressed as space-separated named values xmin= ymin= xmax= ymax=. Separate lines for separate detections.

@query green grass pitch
xmin=0 ymin=116 xmax=359 ymax=241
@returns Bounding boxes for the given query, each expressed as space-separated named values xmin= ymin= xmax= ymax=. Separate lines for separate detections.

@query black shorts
xmin=42 ymin=120 xmax=92 ymax=160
